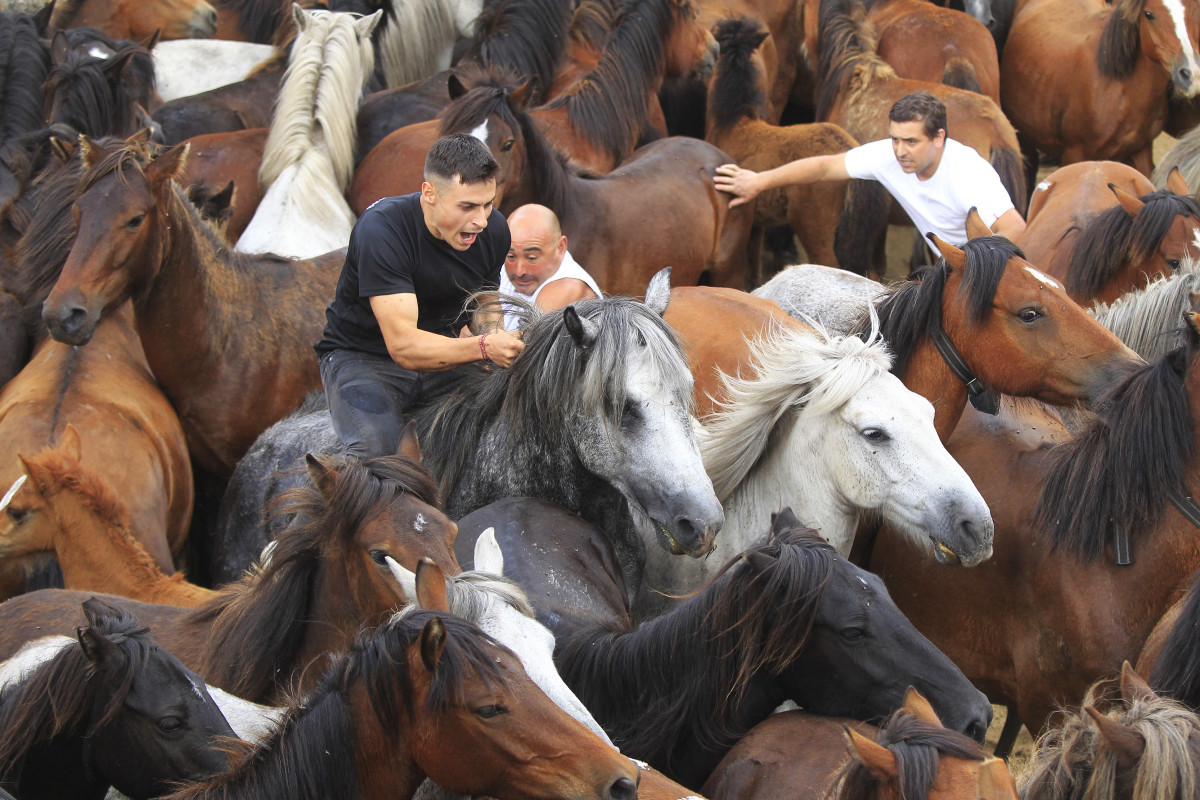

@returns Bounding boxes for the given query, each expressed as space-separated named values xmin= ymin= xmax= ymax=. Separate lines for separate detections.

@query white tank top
xmin=498 ymin=251 xmax=603 ymax=331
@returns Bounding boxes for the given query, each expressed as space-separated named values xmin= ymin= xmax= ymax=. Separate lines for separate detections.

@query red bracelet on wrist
xmin=479 ymin=333 xmax=490 ymax=362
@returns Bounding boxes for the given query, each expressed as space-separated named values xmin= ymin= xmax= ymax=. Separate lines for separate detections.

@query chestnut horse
xmin=48 ymin=0 xmax=218 ymax=40
xmin=175 ymin=127 xmax=268 ymax=244
xmin=1001 ymin=0 xmax=1200 ymax=178
xmin=868 ymin=303 xmax=1200 ymax=741
xmin=1019 ymin=161 xmax=1200 ymax=304
xmin=40 ymin=136 xmax=345 ymax=478
xmin=162 ymin=609 xmax=639 ymax=800
xmin=3 ymin=426 xmax=215 ymax=607
xmin=706 ymin=16 xmax=858 ymax=277
xmin=0 ymin=451 xmax=461 ymax=704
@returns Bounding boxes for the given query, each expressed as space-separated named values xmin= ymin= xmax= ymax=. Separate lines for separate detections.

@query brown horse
xmin=48 ymin=0 xmax=218 ymax=40
xmin=706 ymin=16 xmax=858 ymax=277
xmin=702 ymin=689 xmax=1017 ymax=800
xmin=1018 ymin=162 xmax=1200 ymax=305
xmin=152 ymin=54 xmax=287 ymax=145
xmin=3 ymin=426 xmax=215 ymax=607
xmin=1017 ymin=663 xmax=1200 ymax=800
xmin=176 ymin=127 xmax=269 ymax=244
xmin=0 ymin=451 xmax=461 ymax=704
xmin=1001 ymin=0 xmax=1200 ymax=178
xmin=868 ymin=303 xmax=1200 ymax=739
xmin=40 ymin=136 xmax=345 ymax=478
xmin=163 ymin=609 xmax=639 ymax=800
xmin=0 ymin=304 xmax=192 ymax=579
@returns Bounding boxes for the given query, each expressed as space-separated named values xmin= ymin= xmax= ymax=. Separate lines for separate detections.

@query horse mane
xmin=417 ymin=295 xmax=689 ymax=503
xmin=542 ymin=0 xmax=694 ymax=166
xmin=259 ymin=10 xmax=374 ymax=192
xmin=1152 ymin=572 xmax=1200 ymax=711
xmin=190 ymin=453 xmax=440 ymax=700
xmin=169 ymin=609 xmax=508 ymax=800
xmin=833 ymin=709 xmax=986 ymax=800
xmin=376 ymin=0 xmax=457 ymax=88
xmin=1065 ymin=190 xmax=1200 ymax=299
xmin=515 ymin=104 xmax=583 ymax=226
xmin=1093 ymin=258 xmax=1200 ymax=360
xmin=567 ymin=0 xmax=621 ymax=55
xmin=708 ymin=16 xmax=769 ymax=133
xmin=1097 ymin=0 xmax=1144 ymax=79
xmin=219 ymin=0 xmax=319 ymax=44
xmin=0 ymin=12 xmax=51 ymax=145
xmin=700 ymin=315 xmax=893 ymax=502
xmin=0 ymin=600 xmax=152 ymax=786
xmin=1018 ymin=679 xmax=1200 ymax=800
xmin=1033 ymin=337 xmax=1198 ymax=561
xmin=447 ymin=570 xmax=537 ymax=620
xmin=816 ymin=0 xmax=895 ymax=122
xmin=460 ymin=0 xmax=573 ymax=105
xmin=43 ymin=43 xmax=155 ymax=138
xmin=849 ymin=235 xmax=1019 ymax=378
xmin=556 ymin=525 xmax=836 ymax=774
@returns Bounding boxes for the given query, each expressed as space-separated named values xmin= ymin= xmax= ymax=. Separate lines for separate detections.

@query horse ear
xmin=1166 ymin=167 xmax=1191 ymax=197
xmin=145 ymin=142 xmax=190 ymax=190
xmin=473 ymin=527 xmax=504 ymax=575
xmin=965 ymin=207 xmax=993 ymax=239
xmin=396 ymin=420 xmax=422 ymax=463
xmin=1109 ymin=183 xmax=1145 ymax=218
xmin=644 ymin=267 xmax=672 ymax=316
xmin=448 ymin=72 xmax=468 ymax=99
xmin=770 ymin=507 xmax=802 ymax=537
xmin=420 ymin=616 xmax=448 ymax=673
xmin=305 ymin=453 xmax=338 ymax=503
xmin=415 ymin=557 xmax=451 ymax=612
xmin=926 ymin=233 xmax=966 ymax=272
xmin=78 ymin=134 xmax=108 ymax=170
xmin=60 ymin=423 xmax=83 ymax=462
xmin=292 ymin=3 xmax=311 ymax=31
xmin=356 ymin=9 xmax=383 ymax=39
xmin=77 ymin=625 xmax=122 ymax=668
xmin=1119 ymin=661 xmax=1156 ymax=705
xmin=33 ymin=0 xmax=55 ymax=36
xmin=50 ymin=30 xmax=70 ymax=65
xmin=901 ymin=686 xmax=943 ymax=727
xmin=49 ymin=135 xmax=75 ymax=163
xmin=105 ymin=48 xmax=140 ymax=85
xmin=507 ymin=81 xmax=532 ymax=110
xmin=564 ymin=306 xmax=599 ymax=348
xmin=1085 ymin=705 xmax=1145 ymax=768
xmin=383 ymin=555 xmax=419 ymax=602
xmin=125 ymin=128 xmax=152 ymax=147
xmin=976 ymin=758 xmax=1017 ymax=800
xmin=142 ymin=29 xmax=161 ymax=50
xmin=844 ymin=726 xmax=897 ymax=781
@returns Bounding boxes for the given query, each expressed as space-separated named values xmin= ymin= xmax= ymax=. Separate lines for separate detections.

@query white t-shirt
xmin=842 ymin=138 xmax=1015 ymax=246
xmin=497 ymin=250 xmax=603 ymax=331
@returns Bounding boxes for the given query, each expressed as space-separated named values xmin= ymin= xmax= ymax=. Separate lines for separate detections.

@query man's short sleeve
xmin=955 ymin=147 xmax=1016 ymax=228
xmin=843 ymin=140 xmax=895 ymax=181
xmin=354 ymin=204 xmax=419 ymax=298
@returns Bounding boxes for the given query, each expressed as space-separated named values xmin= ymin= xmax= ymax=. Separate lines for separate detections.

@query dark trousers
xmin=319 ymin=349 xmax=473 ymax=458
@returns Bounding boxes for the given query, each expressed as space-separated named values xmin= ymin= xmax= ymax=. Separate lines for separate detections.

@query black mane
xmin=43 ymin=43 xmax=155 ymax=137
xmin=708 ymin=16 xmax=769 ymax=133
xmin=1097 ymin=0 xmax=1143 ymax=79
xmin=1152 ymin=571 xmax=1200 ymax=710
xmin=0 ymin=13 xmax=50 ymax=146
xmin=460 ymin=0 xmax=573 ymax=105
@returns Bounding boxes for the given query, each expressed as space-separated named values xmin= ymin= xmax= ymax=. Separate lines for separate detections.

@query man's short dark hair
xmin=889 ymin=92 xmax=948 ymax=141
xmin=424 ymin=134 xmax=499 ymax=186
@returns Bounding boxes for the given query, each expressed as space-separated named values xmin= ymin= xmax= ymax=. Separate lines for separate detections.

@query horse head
xmin=1139 ymin=0 xmax=1200 ymax=97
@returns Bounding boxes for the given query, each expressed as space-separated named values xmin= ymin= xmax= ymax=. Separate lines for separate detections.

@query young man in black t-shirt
xmin=315 ymin=134 xmax=525 ymax=458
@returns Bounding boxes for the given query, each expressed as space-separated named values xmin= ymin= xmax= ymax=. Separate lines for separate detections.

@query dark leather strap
xmin=930 ymin=324 xmax=1001 ymax=415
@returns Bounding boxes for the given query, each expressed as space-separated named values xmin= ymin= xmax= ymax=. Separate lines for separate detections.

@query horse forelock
xmin=959 ymin=235 xmax=1022 ymax=324
xmin=701 ymin=320 xmax=893 ymax=501
xmin=0 ymin=13 xmax=52 ymax=143
xmin=437 ymin=75 xmax=520 ymax=138
xmin=260 ymin=10 xmax=373 ymax=190
xmin=708 ymin=17 xmax=768 ymax=132
xmin=378 ymin=0 xmax=457 ymax=87
xmin=1093 ymin=264 xmax=1200 ymax=360
xmin=835 ymin=710 xmax=986 ymax=800
xmin=1131 ymin=191 xmax=1200 ymax=262
xmin=1098 ymin=0 xmax=1145 ymax=78
xmin=78 ymin=138 xmax=154 ymax=195
xmin=1017 ymin=680 xmax=1200 ymax=800
xmin=1033 ymin=342 xmax=1197 ymax=561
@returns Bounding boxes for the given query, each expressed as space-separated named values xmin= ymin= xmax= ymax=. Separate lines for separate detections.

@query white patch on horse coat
xmin=1164 ymin=0 xmax=1200 ymax=94
xmin=87 ymin=46 xmax=111 ymax=59
xmin=1035 ymin=180 xmax=1051 ymax=193
xmin=1191 ymin=228 xmax=1200 ymax=252
xmin=414 ymin=512 xmax=427 ymax=532
xmin=469 ymin=119 xmax=489 ymax=143
xmin=0 ymin=474 xmax=26 ymax=512
xmin=1025 ymin=265 xmax=1064 ymax=290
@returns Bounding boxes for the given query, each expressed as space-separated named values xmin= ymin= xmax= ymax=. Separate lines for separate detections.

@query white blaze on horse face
xmin=413 ymin=512 xmax=428 ymax=533
xmin=469 ymin=119 xmax=489 ymax=144
xmin=1163 ymin=0 xmax=1200 ymax=95
xmin=0 ymin=474 xmax=27 ymax=513
xmin=1025 ymin=265 xmax=1064 ymax=291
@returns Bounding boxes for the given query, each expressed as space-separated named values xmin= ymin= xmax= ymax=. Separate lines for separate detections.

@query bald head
xmin=505 ymin=204 xmax=568 ymax=295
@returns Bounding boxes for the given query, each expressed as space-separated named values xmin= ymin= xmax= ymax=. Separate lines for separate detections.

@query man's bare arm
xmin=714 ymin=154 xmax=851 ymax=208
xmin=535 ymin=279 xmax=598 ymax=312
xmin=991 ymin=208 xmax=1026 ymax=241
xmin=371 ymin=293 xmax=524 ymax=370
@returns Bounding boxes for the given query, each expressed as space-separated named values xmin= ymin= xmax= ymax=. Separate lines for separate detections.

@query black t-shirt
xmin=315 ymin=193 xmax=510 ymax=357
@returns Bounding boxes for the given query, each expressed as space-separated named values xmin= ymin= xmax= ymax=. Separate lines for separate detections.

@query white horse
xmin=753 ymin=263 xmax=883 ymax=335
xmin=376 ymin=0 xmax=484 ymax=88
xmin=235 ymin=6 xmax=380 ymax=258
xmin=151 ymin=40 xmax=276 ymax=102
xmin=639 ymin=316 xmax=993 ymax=615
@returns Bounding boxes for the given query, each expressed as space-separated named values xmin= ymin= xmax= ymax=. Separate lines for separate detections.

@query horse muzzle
xmin=654 ymin=512 xmax=720 ymax=558
xmin=189 ymin=3 xmax=220 ymax=39
xmin=43 ymin=295 xmax=99 ymax=346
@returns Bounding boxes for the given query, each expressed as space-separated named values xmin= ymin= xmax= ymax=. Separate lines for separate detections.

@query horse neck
xmin=899 ymin=339 xmax=966 ymax=442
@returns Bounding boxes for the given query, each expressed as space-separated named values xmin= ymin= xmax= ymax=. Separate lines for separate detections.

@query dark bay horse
xmin=1018 ymin=161 xmax=1200 ymax=304
xmin=1001 ymin=0 xmax=1200 ymax=177
xmin=162 ymin=609 xmax=639 ymax=800
xmin=0 ymin=452 xmax=461 ymax=704
xmin=868 ymin=304 xmax=1200 ymax=739
xmin=0 ymin=598 xmax=234 ymax=800
xmin=40 ymin=135 xmax=345 ymax=478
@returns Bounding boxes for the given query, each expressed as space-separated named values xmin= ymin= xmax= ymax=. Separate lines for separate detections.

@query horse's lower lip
xmin=656 ymin=522 xmax=684 ymax=555
xmin=935 ymin=542 xmax=961 ymax=564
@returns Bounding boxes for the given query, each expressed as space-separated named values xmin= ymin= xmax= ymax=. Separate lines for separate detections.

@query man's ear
xmin=421 ymin=181 xmax=436 ymax=203
xmin=936 ymin=128 xmax=946 ymax=146
xmin=557 ymin=234 xmax=568 ymax=257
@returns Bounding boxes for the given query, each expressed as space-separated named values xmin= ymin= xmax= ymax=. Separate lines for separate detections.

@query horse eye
xmin=1145 ymin=9 xmax=1155 ymax=19
xmin=861 ymin=428 xmax=887 ymax=442
xmin=369 ymin=550 xmax=388 ymax=566
xmin=127 ymin=214 xmax=145 ymax=229
xmin=475 ymin=704 xmax=507 ymax=719
xmin=5 ymin=507 xmax=27 ymax=523
xmin=1169 ymin=259 xmax=1182 ymax=270
xmin=500 ymin=138 xmax=515 ymax=153
xmin=157 ymin=716 xmax=184 ymax=732
xmin=1018 ymin=307 xmax=1043 ymax=323
xmin=840 ymin=628 xmax=866 ymax=642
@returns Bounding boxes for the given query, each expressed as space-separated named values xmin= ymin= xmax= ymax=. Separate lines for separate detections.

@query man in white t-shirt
xmin=497 ymin=204 xmax=602 ymax=331
xmin=713 ymin=92 xmax=1026 ymax=245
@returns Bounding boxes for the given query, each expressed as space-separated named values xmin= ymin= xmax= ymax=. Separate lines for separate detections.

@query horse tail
xmin=941 ymin=58 xmax=982 ymax=95
xmin=990 ymin=143 xmax=1028 ymax=216
xmin=834 ymin=178 xmax=890 ymax=277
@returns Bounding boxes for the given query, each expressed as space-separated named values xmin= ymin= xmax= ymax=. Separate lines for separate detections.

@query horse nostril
xmin=674 ymin=516 xmax=698 ymax=547
xmin=47 ymin=304 xmax=88 ymax=337
xmin=608 ymin=776 xmax=637 ymax=800
xmin=966 ymin=718 xmax=988 ymax=744
xmin=1181 ymin=67 xmax=1194 ymax=85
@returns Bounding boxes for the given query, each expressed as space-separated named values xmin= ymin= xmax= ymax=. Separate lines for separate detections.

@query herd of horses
xmin=7 ymin=0 xmax=1200 ymax=797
